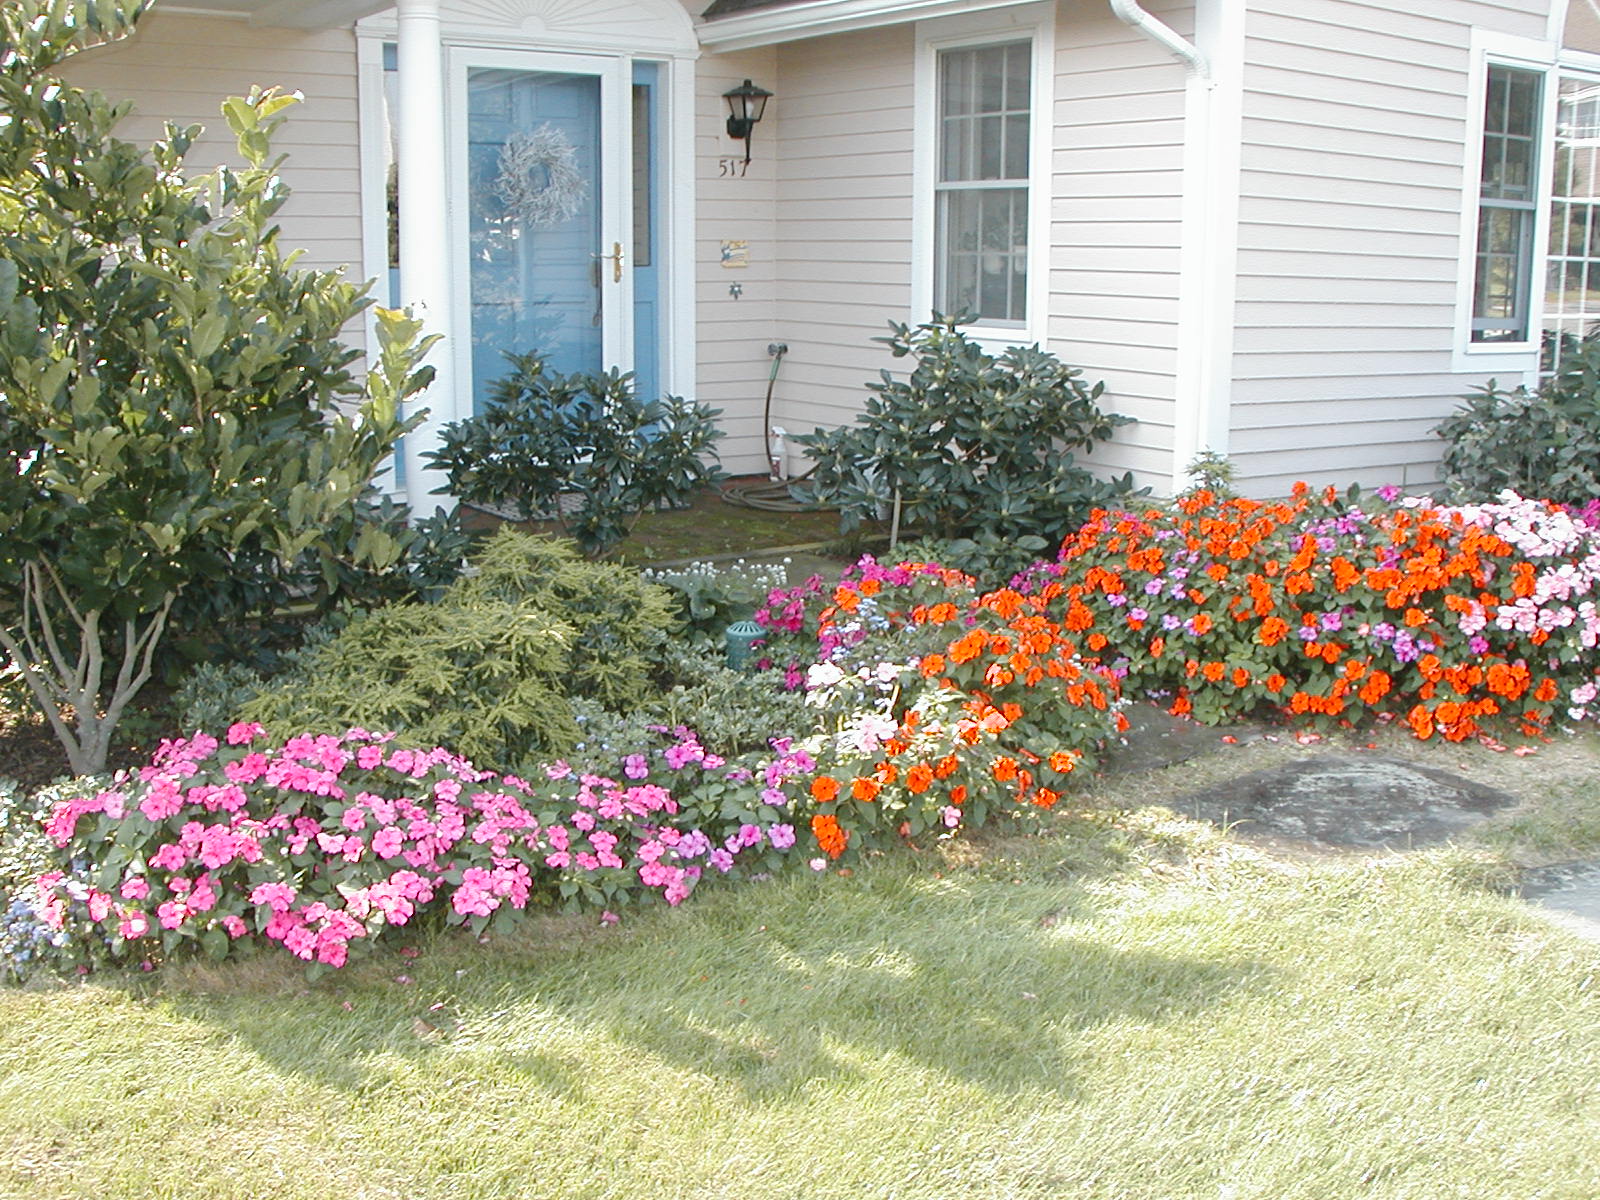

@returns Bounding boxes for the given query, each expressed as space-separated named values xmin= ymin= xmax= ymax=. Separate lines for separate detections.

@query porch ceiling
xmin=162 ymin=0 xmax=393 ymax=29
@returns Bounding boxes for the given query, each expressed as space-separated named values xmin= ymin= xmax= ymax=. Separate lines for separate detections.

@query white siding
xmin=694 ymin=43 xmax=781 ymax=476
xmin=1231 ymin=0 xmax=1553 ymax=495
xmin=1050 ymin=0 xmax=1188 ymax=488
xmin=770 ymin=25 xmax=916 ymax=447
xmin=61 ymin=11 xmax=364 ymax=285
xmin=759 ymin=2 xmax=1189 ymax=494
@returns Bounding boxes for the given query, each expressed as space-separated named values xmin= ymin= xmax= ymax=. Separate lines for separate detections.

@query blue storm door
xmin=449 ymin=50 xmax=662 ymax=412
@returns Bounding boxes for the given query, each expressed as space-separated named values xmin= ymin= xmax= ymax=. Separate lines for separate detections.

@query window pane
xmin=631 ymin=83 xmax=652 ymax=268
xmin=936 ymin=187 xmax=1027 ymax=324
xmin=1472 ymin=66 xmax=1543 ymax=344
xmin=1005 ymin=42 xmax=1030 ymax=109
xmin=935 ymin=40 xmax=1032 ymax=327
xmin=1543 ymin=74 xmax=1600 ymax=368
xmin=1004 ymin=112 xmax=1030 ymax=179
xmin=977 ymin=44 xmax=1007 ymax=111
xmin=978 ymin=114 xmax=1003 ymax=178
xmin=941 ymin=51 xmax=974 ymax=118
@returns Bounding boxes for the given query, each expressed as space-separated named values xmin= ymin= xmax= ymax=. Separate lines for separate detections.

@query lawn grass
xmin=4 ymin=783 xmax=1600 ymax=1200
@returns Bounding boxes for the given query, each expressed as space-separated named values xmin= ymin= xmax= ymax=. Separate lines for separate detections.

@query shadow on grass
xmin=158 ymin=862 xmax=1273 ymax=1110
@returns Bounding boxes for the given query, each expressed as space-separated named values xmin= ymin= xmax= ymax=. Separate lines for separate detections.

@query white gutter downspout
xmin=1110 ymin=0 xmax=1237 ymax=496
xmin=1108 ymin=0 xmax=1209 ymax=77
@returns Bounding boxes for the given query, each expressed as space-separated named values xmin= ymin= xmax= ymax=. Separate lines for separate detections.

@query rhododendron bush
xmin=1034 ymin=486 xmax=1600 ymax=741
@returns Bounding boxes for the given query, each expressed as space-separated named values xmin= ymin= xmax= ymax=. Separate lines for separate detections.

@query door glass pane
xmin=466 ymin=66 xmax=601 ymax=412
xmin=631 ymin=60 xmax=662 ymax=405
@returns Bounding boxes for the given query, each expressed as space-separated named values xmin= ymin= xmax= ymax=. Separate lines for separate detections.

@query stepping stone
xmin=1174 ymin=754 xmax=1517 ymax=850
xmin=1100 ymin=704 xmax=1257 ymax=775
xmin=1519 ymin=861 xmax=1600 ymax=944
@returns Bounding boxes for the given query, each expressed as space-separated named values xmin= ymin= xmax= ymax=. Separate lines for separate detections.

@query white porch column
xmin=395 ymin=0 xmax=454 ymax=513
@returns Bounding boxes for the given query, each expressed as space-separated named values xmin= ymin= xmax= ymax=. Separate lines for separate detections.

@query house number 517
xmin=718 ymin=158 xmax=750 ymax=177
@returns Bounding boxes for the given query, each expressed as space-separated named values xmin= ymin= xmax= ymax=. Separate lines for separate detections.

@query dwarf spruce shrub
xmin=238 ymin=531 xmax=678 ymax=769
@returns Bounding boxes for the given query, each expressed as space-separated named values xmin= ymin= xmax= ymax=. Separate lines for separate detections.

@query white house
xmin=60 ymin=0 xmax=1600 ymax=502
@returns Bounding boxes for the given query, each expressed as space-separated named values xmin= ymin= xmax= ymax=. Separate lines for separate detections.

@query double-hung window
xmin=934 ymin=41 xmax=1032 ymax=326
xmin=1471 ymin=64 xmax=1545 ymax=343
xmin=1544 ymin=73 xmax=1600 ymax=368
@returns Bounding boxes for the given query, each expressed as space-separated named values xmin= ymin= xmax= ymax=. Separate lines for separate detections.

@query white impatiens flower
xmin=848 ymin=713 xmax=899 ymax=755
xmin=805 ymin=662 xmax=845 ymax=691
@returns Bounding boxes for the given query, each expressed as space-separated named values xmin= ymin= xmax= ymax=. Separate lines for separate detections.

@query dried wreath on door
xmin=494 ymin=123 xmax=588 ymax=228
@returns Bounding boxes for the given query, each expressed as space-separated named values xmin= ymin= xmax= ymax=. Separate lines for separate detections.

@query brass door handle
xmin=592 ymin=241 xmax=623 ymax=283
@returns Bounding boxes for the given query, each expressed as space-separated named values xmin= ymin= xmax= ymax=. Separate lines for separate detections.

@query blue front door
xmin=452 ymin=51 xmax=664 ymax=413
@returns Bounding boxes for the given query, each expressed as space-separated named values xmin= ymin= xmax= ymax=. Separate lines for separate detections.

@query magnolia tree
xmin=0 ymin=0 xmax=436 ymax=774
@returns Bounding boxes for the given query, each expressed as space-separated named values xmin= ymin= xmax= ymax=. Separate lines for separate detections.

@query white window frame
xmin=1453 ymin=30 xmax=1558 ymax=376
xmin=911 ymin=4 xmax=1054 ymax=351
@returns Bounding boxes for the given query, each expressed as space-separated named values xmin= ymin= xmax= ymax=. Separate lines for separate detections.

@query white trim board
xmin=698 ymin=0 xmax=1041 ymax=53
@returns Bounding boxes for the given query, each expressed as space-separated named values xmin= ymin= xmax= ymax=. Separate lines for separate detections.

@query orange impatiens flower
xmin=906 ymin=763 xmax=935 ymax=794
xmin=991 ymin=757 xmax=1019 ymax=783
xmin=919 ymin=653 xmax=946 ymax=678
xmin=851 ymin=777 xmax=881 ymax=802
xmin=1259 ymin=616 xmax=1289 ymax=647
xmin=1407 ymin=705 xmax=1435 ymax=740
xmin=810 ymin=776 xmax=840 ymax=803
xmin=949 ymin=629 xmax=987 ymax=664
xmin=1048 ymin=750 xmax=1079 ymax=773
xmin=1331 ymin=556 xmax=1360 ymax=592
xmin=811 ymin=813 xmax=848 ymax=858
xmin=1366 ymin=668 xmax=1396 ymax=701
xmin=985 ymin=589 xmax=1025 ymax=619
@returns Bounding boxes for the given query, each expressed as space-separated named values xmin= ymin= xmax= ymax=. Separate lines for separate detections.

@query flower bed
xmin=757 ymin=556 xmax=1126 ymax=861
xmin=30 ymin=723 xmax=803 ymax=975
xmin=12 ymin=484 xmax=1600 ymax=977
xmin=1032 ymin=486 xmax=1600 ymax=741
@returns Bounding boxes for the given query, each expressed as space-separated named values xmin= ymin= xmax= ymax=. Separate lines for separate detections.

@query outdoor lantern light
xmin=723 ymin=79 xmax=773 ymax=164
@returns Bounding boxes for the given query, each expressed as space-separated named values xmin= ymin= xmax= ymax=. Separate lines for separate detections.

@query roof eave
xmin=696 ymin=0 xmax=1037 ymax=51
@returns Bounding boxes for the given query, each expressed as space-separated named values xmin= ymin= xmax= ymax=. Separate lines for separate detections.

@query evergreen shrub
xmin=1437 ymin=339 xmax=1600 ymax=505
xmin=796 ymin=316 xmax=1140 ymax=553
xmin=238 ymin=531 xmax=679 ymax=770
xmin=427 ymin=353 xmax=725 ymax=556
